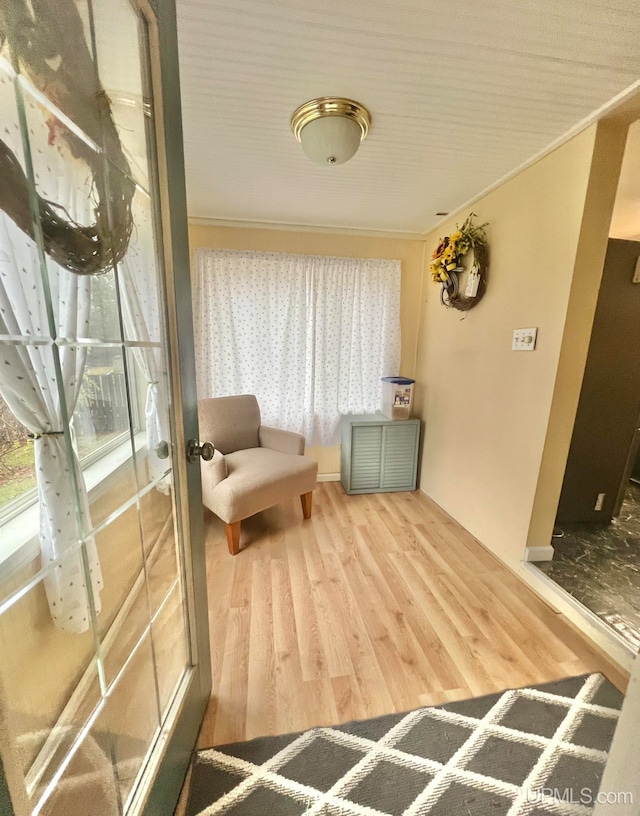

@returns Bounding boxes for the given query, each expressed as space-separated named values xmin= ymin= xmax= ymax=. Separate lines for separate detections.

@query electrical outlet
xmin=512 ymin=328 xmax=538 ymax=351
xmin=595 ymin=493 xmax=605 ymax=511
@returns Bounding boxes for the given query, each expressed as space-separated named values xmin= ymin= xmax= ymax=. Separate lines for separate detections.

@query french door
xmin=0 ymin=1 xmax=211 ymax=814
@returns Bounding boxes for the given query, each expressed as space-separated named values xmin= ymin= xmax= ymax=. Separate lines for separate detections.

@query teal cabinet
xmin=340 ymin=415 xmax=420 ymax=494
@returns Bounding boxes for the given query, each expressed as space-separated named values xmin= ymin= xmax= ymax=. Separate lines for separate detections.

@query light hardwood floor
xmin=197 ymin=482 xmax=628 ymax=750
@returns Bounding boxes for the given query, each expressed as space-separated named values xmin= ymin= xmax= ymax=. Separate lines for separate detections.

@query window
xmin=0 ymin=358 xmax=142 ymax=522
xmin=0 ymin=273 xmax=142 ymax=522
xmin=0 ymin=394 xmax=35 ymax=511
xmin=193 ymin=248 xmax=402 ymax=446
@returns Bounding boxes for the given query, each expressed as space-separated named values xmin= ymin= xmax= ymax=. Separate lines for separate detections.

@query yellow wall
xmin=188 ymin=224 xmax=425 ymax=474
xmin=413 ymin=122 xmax=625 ymax=569
xmin=526 ymin=120 xmax=627 ymax=552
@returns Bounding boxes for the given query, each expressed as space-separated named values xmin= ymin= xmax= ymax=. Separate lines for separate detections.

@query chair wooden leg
xmin=225 ymin=521 xmax=241 ymax=555
xmin=300 ymin=491 xmax=313 ymax=520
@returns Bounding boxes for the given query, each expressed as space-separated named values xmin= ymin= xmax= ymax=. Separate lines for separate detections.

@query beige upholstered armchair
xmin=198 ymin=395 xmax=318 ymax=554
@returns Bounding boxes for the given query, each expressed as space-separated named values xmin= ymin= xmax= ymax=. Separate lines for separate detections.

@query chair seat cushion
xmin=207 ymin=447 xmax=318 ymax=523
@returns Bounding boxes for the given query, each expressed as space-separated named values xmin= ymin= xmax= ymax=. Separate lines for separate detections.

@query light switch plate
xmin=512 ymin=327 xmax=538 ymax=351
xmin=633 ymin=257 xmax=640 ymax=284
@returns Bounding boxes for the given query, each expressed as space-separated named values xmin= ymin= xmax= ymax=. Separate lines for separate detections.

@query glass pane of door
xmin=0 ymin=2 xmax=201 ymax=814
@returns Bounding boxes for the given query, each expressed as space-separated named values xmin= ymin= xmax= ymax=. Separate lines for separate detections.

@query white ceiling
xmin=176 ymin=0 xmax=640 ymax=235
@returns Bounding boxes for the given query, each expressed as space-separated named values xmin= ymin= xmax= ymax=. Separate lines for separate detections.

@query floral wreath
xmin=0 ymin=0 xmax=135 ymax=276
xmin=430 ymin=213 xmax=489 ymax=311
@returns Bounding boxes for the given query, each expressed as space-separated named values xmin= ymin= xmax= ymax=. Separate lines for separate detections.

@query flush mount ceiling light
xmin=291 ymin=97 xmax=371 ymax=166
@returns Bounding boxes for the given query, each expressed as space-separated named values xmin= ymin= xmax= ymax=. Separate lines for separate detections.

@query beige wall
xmin=526 ymin=120 xmax=627 ymax=551
xmin=188 ymin=224 xmax=425 ymax=474
xmin=413 ymin=122 xmax=625 ymax=569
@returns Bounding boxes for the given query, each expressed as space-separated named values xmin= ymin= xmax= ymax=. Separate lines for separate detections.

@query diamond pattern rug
xmin=186 ymin=674 xmax=623 ymax=816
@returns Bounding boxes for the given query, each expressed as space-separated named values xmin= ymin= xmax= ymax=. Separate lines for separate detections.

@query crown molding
xmin=187 ymin=216 xmax=426 ymax=242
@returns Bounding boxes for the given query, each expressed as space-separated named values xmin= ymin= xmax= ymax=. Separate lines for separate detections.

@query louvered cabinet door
xmin=350 ymin=425 xmax=383 ymax=490
xmin=341 ymin=415 xmax=420 ymax=494
xmin=381 ymin=423 xmax=419 ymax=490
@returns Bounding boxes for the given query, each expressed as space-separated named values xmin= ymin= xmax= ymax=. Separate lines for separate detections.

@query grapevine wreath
xmin=430 ymin=213 xmax=489 ymax=311
xmin=0 ymin=0 xmax=135 ymax=276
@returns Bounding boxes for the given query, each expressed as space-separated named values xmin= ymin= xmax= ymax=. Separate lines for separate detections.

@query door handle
xmin=186 ymin=439 xmax=215 ymax=463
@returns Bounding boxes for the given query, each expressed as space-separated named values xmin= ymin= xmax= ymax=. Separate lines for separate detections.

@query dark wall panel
xmin=557 ymin=238 xmax=640 ymax=523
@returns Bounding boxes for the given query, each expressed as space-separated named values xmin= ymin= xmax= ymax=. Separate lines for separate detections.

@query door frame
xmin=135 ymin=1 xmax=212 ymax=814
xmin=0 ymin=0 xmax=211 ymax=811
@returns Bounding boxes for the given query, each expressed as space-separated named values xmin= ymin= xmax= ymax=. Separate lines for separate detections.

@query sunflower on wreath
xmin=430 ymin=214 xmax=486 ymax=283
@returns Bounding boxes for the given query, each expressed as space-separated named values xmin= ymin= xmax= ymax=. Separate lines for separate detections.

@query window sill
xmin=0 ymin=433 xmax=146 ymax=582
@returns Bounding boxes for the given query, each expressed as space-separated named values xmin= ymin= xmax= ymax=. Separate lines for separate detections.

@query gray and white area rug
xmin=186 ymin=674 xmax=623 ymax=816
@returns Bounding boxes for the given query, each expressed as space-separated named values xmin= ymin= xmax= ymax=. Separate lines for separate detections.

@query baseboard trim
xmin=524 ymin=545 xmax=555 ymax=562
xmin=317 ymin=472 xmax=340 ymax=482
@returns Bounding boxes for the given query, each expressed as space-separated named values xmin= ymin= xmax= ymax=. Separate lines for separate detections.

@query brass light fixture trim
xmin=291 ymin=97 xmax=371 ymax=143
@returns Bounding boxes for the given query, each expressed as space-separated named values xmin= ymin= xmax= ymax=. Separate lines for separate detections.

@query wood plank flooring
xmin=197 ymin=482 xmax=628 ymax=750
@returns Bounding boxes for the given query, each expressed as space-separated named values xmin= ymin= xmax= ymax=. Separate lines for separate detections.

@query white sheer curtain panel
xmin=119 ymin=195 xmax=170 ymax=491
xmin=0 ymin=70 xmax=103 ymax=633
xmin=0 ymin=161 xmax=103 ymax=634
xmin=193 ymin=249 xmax=401 ymax=446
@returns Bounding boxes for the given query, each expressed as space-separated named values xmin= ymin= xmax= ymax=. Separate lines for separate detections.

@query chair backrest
xmin=198 ymin=395 xmax=261 ymax=454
